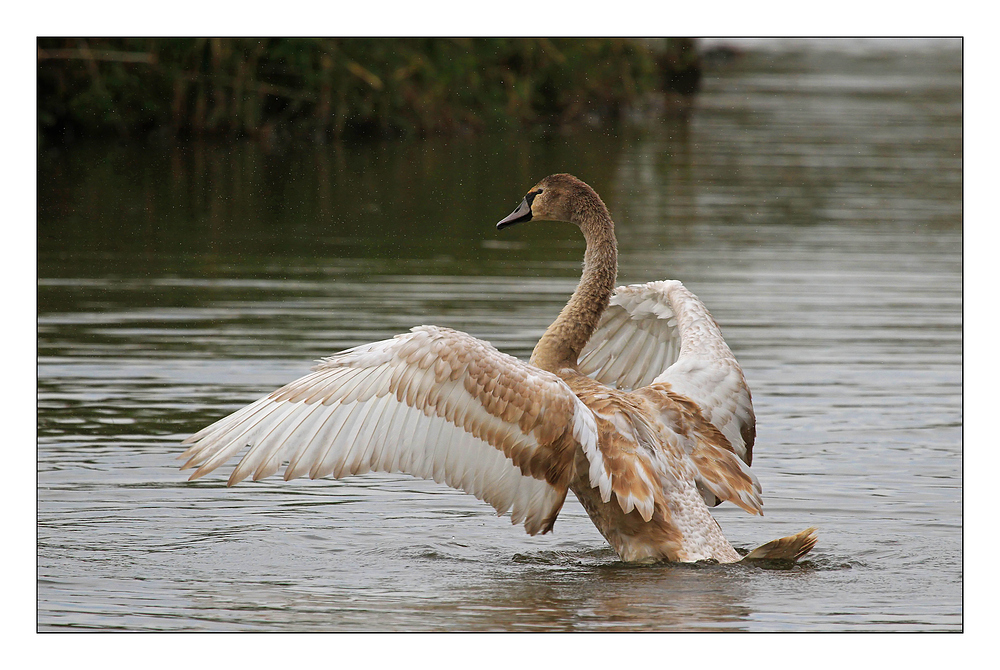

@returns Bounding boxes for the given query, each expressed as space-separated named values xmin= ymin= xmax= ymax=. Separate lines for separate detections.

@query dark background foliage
xmin=37 ymin=37 xmax=699 ymax=143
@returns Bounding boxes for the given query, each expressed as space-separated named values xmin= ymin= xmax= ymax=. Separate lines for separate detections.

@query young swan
xmin=496 ymin=173 xmax=816 ymax=562
xmin=181 ymin=172 xmax=817 ymax=564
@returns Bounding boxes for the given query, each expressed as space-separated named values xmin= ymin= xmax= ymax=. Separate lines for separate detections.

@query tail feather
xmin=744 ymin=527 xmax=818 ymax=562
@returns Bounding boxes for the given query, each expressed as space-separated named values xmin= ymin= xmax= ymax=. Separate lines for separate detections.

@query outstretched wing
xmin=578 ymin=282 xmax=683 ymax=393
xmin=578 ymin=281 xmax=757 ymax=507
xmin=181 ymin=326 xmax=598 ymax=535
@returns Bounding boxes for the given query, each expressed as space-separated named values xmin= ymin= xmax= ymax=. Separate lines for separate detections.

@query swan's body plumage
xmin=181 ymin=173 xmax=816 ymax=563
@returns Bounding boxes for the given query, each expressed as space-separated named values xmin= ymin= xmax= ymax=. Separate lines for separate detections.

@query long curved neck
xmin=530 ymin=216 xmax=618 ymax=373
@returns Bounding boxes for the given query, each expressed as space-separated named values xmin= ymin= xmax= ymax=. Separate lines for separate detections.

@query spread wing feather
xmin=579 ymin=283 xmax=682 ymax=392
xmin=579 ymin=281 xmax=758 ymax=510
xmin=181 ymin=326 xmax=599 ymax=535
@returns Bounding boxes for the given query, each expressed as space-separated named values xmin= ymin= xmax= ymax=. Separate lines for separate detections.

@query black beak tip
xmin=496 ymin=197 xmax=533 ymax=231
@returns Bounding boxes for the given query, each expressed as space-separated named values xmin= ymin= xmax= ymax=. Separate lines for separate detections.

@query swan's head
xmin=496 ymin=173 xmax=605 ymax=230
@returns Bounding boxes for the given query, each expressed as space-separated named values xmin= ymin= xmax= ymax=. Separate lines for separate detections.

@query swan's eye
xmin=526 ymin=189 xmax=543 ymax=206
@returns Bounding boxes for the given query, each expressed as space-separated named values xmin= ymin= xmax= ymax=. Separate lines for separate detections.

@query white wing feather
xmin=578 ymin=281 xmax=756 ymax=465
xmin=579 ymin=282 xmax=682 ymax=392
xmin=181 ymin=326 xmax=599 ymax=535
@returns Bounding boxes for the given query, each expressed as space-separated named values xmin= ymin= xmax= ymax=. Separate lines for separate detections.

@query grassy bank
xmin=37 ymin=38 xmax=698 ymax=143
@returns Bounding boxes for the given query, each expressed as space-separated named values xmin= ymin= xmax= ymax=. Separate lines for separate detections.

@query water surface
xmin=37 ymin=39 xmax=962 ymax=631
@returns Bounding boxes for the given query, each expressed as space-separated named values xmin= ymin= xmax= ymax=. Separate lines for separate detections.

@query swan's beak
xmin=496 ymin=197 xmax=533 ymax=230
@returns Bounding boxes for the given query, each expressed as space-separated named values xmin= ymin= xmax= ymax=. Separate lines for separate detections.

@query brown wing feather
xmin=180 ymin=326 xmax=598 ymax=535
xmin=635 ymin=384 xmax=763 ymax=515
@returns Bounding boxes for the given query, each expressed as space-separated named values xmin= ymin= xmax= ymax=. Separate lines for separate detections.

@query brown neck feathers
xmin=530 ymin=205 xmax=618 ymax=373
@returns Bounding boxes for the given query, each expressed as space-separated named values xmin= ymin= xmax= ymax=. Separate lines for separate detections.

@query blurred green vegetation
xmin=38 ymin=38 xmax=697 ymax=143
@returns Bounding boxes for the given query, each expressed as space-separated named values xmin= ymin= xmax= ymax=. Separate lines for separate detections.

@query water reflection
xmin=38 ymin=128 xmax=638 ymax=282
xmin=38 ymin=41 xmax=961 ymax=631
xmin=167 ymin=544 xmax=762 ymax=632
